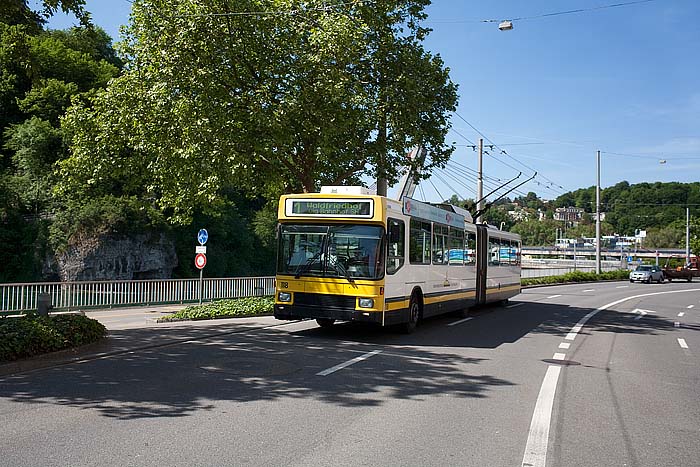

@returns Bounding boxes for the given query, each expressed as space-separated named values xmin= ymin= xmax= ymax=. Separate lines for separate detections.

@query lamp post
xmin=686 ymin=207 xmax=690 ymax=265
xmin=596 ymin=150 xmax=601 ymax=274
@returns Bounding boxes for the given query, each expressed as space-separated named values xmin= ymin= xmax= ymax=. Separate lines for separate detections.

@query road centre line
xmin=558 ymin=342 xmax=570 ymax=349
xmin=678 ymin=338 xmax=689 ymax=349
xmin=316 ymin=350 xmax=382 ymax=376
xmin=582 ymin=289 xmax=595 ymax=292
xmin=678 ymin=312 xmax=685 ymax=317
xmin=547 ymin=295 xmax=562 ymax=299
xmin=687 ymin=305 xmax=694 ymax=309
xmin=506 ymin=303 xmax=524 ymax=309
xmin=523 ymin=287 xmax=700 ymax=467
xmin=616 ymin=285 xmax=629 ymax=289
xmin=447 ymin=317 xmax=473 ymax=326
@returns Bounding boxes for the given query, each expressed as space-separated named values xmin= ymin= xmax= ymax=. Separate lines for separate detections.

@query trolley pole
xmin=476 ymin=138 xmax=484 ymax=224
xmin=595 ymin=150 xmax=601 ymax=275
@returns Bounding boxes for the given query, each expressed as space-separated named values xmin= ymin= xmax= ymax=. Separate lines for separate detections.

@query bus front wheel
xmin=400 ymin=297 xmax=421 ymax=334
xmin=316 ymin=318 xmax=335 ymax=328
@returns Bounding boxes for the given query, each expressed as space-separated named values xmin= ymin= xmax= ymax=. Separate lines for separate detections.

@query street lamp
xmin=596 ymin=151 xmax=601 ymax=274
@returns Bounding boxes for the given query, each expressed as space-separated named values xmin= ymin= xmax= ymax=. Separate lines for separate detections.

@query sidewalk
xmin=0 ymin=305 xmax=282 ymax=377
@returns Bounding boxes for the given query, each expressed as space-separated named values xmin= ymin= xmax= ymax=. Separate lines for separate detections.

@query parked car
xmin=629 ymin=265 xmax=664 ymax=283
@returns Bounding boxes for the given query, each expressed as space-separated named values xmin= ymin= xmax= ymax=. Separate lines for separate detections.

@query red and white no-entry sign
xmin=194 ymin=253 xmax=207 ymax=269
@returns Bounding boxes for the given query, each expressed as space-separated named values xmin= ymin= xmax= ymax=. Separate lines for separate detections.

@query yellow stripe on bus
xmin=424 ymin=290 xmax=477 ymax=305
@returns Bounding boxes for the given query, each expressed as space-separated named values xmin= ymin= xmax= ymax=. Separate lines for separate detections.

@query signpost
xmin=196 ymin=229 xmax=208 ymax=304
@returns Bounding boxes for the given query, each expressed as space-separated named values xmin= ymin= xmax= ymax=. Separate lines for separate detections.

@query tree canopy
xmin=59 ymin=0 xmax=458 ymax=222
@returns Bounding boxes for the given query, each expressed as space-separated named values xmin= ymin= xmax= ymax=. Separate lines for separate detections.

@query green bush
xmin=521 ymin=269 xmax=630 ymax=287
xmin=160 ymin=296 xmax=274 ymax=321
xmin=0 ymin=314 xmax=107 ymax=362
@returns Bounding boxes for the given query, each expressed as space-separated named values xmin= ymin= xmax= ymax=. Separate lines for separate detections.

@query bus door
xmin=475 ymin=225 xmax=488 ymax=305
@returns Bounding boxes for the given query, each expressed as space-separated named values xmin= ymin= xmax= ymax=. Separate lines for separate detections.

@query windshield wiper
xmin=294 ymin=229 xmax=329 ymax=279
xmin=294 ymin=249 xmax=323 ymax=279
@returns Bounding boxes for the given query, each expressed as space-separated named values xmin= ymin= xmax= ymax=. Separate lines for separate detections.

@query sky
xmin=40 ymin=0 xmax=700 ymax=203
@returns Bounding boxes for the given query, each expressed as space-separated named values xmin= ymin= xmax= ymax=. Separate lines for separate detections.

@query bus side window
xmin=465 ymin=231 xmax=476 ymax=265
xmin=387 ymin=218 xmax=405 ymax=274
xmin=448 ymin=227 xmax=464 ymax=265
xmin=409 ymin=219 xmax=431 ymax=264
xmin=490 ymin=237 xmax=500 ymax=266
xmin=432 ymin=224 xmax=448 ymax=265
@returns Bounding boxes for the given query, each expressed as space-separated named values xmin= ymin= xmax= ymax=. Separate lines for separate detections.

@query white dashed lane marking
xmin=447 ymin=317 xmax=473 ymax=327
xmin=506 ymin=303 xmax=524 ymax=309
xmin=678 ymin=338 xmax=689 ymax=349
xmin=547 ymin=295 xmax=562 ymax=299
xmin=687 ymin=305 xmax=694 ymax=309
xmin=558 ymin=342 xmax=571 ymax=349
xmin=678 ymin=312 xmax=685 ymax=317
xmin=316 ymin=350 xmax=382 ymax=376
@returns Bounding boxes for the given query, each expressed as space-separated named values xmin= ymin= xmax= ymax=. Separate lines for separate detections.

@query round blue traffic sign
xmin=197 ymin=229 xmax=208 ymax=245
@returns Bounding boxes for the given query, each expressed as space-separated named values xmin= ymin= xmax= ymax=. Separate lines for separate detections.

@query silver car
xmin=629 ymin=265 xmax=664 ymax=283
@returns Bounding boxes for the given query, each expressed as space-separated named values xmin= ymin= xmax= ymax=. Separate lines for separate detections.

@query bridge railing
xmin=0 ymin=277 xmax=275 ymax=314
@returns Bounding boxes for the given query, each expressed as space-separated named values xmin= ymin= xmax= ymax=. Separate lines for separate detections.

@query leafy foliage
xmin=48 ymin=196 xmax=167 ymax=253
xmin=0 ymin=313 xmax=106 ymax=362
xmin=160 ymin=296 xmax=274 ymax=321
xmin=59 ymin=0 xmax=458 ymax=220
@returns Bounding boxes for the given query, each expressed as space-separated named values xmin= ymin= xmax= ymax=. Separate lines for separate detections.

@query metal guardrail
xmin=521 ymin=266 xmax=620 ymax=279
xmin=522 ymin=259 xmax=620 ymax=269
xmin=0 ymin=277 xmax=275 ymax=313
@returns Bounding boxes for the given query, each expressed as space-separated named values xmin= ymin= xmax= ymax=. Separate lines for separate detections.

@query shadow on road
xmin=0 ymin=298 xmax=695 ymax=420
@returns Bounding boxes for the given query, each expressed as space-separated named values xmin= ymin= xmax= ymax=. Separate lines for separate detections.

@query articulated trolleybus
xmin=274 ymin=186 xmax=521 ymax=332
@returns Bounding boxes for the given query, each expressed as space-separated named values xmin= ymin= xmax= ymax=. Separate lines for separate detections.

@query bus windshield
xmin=278 ymin=224 xmax=385 ymax=280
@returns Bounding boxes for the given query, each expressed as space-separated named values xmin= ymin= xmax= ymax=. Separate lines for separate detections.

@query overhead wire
xmin=427 ymin=0 xmax=659 ymax=24
xmin=452 ymin=112 xmax=566 ymax=195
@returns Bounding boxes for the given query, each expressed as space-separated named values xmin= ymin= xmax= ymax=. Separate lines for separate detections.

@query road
xmin=1 ymin=281 xmax=698 ymax=467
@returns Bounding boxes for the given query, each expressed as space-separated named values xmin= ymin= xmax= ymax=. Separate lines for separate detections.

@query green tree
xmin=59 ymin=0 xmax=457 ymax=222
xmin=690 ymin=216 xmax=700 ymax=259
xmin=511 ymin=219 xmax=560 ymax=246
xmin=642 ymin=227 xmax=684 ymax=249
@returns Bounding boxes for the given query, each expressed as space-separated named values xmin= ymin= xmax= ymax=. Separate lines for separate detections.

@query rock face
xmin=55 ymin=232 xmax=178 ymax=281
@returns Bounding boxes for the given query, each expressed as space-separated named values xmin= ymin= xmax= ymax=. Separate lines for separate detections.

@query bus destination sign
xmin=286 ymin=199 xmax=374 ymax=218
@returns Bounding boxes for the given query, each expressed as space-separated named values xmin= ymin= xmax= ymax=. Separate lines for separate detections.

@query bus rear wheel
xmin=316 ymin=318 xmax=335 ymax=328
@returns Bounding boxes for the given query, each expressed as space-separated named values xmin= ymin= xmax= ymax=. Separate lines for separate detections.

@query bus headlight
xmin=278 ymin=292 xmax=292 ymax=302
xmin=358 ymin=298 xmax=374 ymax=308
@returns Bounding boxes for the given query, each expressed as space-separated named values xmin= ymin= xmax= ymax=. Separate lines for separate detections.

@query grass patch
xmin=0 ymin=314 xmax=107 ymax=362
xmin=521 ymin=269 xmax=630 ymax=287
xmin=160 ymin=296 xmax=274 ymax=322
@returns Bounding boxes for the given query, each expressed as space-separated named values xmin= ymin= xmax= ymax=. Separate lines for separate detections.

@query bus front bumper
xmin=274 ymin=304 xmax=406 ymax=326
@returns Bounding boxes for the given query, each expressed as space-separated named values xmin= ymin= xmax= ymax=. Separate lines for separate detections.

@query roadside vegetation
xmin=521 ymin=270 xmax=630 ymax=287
xmin=0 ymin=314 xmax=106 ymax=362
xmin=159 ymin=296 xmax=274 ymax=322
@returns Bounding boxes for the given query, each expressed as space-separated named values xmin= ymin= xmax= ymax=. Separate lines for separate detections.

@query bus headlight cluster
xmin=278 ymin=292 xmax=292 ymax=302
xmin=358 ymin=298 xmax=374 ymax=308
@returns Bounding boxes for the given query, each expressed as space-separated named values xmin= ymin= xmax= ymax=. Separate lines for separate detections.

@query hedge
xmin=0 ymin=314 xmax=107 ymax=362
xmin=160 ymin=296 xmax=274 ymax=322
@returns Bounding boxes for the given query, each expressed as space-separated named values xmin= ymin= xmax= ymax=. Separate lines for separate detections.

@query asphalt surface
xmin=1 ymin=281 xmax=698 ymax=467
